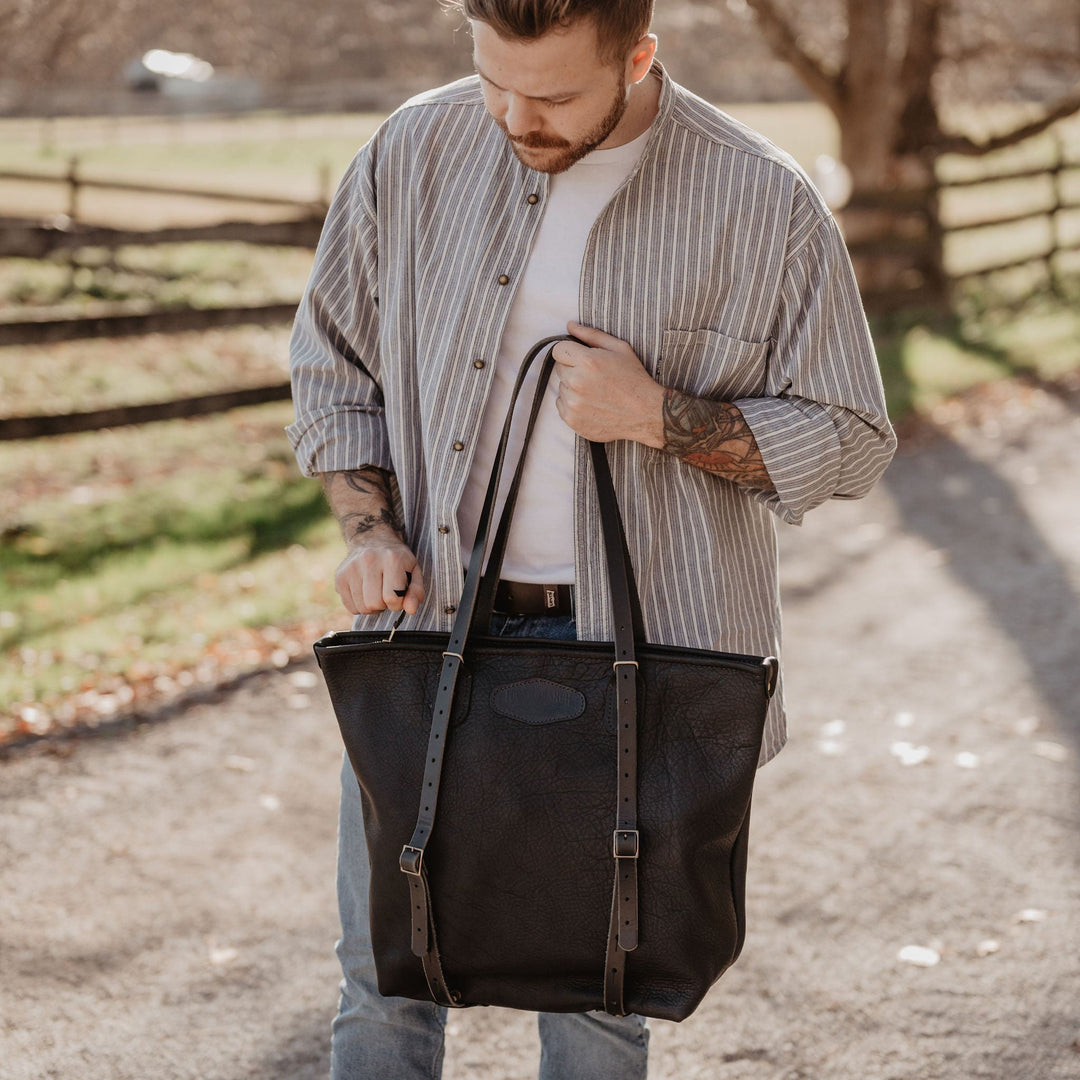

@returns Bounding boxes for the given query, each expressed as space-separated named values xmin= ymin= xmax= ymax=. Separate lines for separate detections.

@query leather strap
xmin=400 ymin=337 xmax=566 ymax=1007
xmin=591 ymin=440 xmax=641 ymax=1015
xmin=400 ymin=336 xmax=644 ymax=1015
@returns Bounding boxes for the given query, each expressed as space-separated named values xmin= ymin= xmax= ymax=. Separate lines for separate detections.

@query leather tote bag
xmin=313 ymin=336 xmax=779 ymax=1021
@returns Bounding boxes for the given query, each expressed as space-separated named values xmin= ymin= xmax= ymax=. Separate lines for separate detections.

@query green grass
xmin=0 ymin=242 xmax=313 ymax=313
xmin=0 ymin=407 xmax=349 ymax=716
xmin=871 ymin=278 xmax=1080 ymax=417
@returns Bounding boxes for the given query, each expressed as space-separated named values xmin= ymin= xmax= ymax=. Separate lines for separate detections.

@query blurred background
xmin=0 ymin=0 xmax=1078 ymax=745
xmin=2 ymin=5 xmax=1079 ymax=1080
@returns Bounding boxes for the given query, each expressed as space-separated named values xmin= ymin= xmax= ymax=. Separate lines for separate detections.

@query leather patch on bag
xmin=491 ymin=679 xmax=587 ymax=725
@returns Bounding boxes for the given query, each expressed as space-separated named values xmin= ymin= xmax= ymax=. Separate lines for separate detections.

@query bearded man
xmin=288 ymin=2 xmax=896 ymax=1077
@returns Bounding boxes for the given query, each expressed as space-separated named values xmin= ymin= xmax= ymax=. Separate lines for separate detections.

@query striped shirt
xmin=287 ymin=65 xmax=897 ymax=764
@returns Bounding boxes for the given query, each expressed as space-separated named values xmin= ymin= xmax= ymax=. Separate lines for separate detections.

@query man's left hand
xmin=552 ymin=322 xmax=665 ymax=447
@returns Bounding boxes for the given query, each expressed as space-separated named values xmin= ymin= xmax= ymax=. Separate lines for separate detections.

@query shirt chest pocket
xmin=658 ymin=328 xmax=770 ymax=401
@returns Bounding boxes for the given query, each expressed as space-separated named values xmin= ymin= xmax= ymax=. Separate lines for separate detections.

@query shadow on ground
xmin=884 ymin=430 xmax=1080 ymax=753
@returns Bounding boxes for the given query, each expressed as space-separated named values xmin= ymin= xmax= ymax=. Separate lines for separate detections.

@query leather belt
xmin=492 ymin=579 xmax=574 ymax=617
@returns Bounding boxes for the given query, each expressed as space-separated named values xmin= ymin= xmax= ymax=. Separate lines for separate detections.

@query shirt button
xmin=444 ymin=605 xmax=457 ymax=615
xmin=438 ymin=525 xmax=450 ymax=534
xmin=526 ymin=193 xmax=539 ymax=205
xmin=452 ymin=441 xmax=465 ymax=451
xmin=472 ymin=359 xmax=486 ymax=370
xmin=497 ymin=274 xmax=510 ymax=286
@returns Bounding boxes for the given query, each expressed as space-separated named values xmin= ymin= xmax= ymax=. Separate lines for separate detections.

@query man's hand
xmin=552 ymin=322 xmax=665 ymax=447
xmin=322 ymin=468 xmax=426 ymax=616
xmin=334 ymin=538 xmax=425 ymax=616
xmin=552 ymin=322 xmax=775 ymax=492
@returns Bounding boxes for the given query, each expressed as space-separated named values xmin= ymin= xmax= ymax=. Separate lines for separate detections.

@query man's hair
xmin=444 ymin=0 xmax=654 ymax=63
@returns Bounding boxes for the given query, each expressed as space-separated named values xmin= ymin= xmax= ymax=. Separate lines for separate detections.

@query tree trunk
xmin=838 ymin=135 xmax=946 ymax=313
xmin=835 ymin=0 xmax=948 ymax=312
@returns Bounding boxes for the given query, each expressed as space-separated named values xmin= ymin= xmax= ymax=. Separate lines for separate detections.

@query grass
xmin=0 ymin=242 xmax=313 ymax=315
xmin=1 ymin=104 xmax=1078 ymax=743
xmin=0 ymin=399 xmax=354 ymax=731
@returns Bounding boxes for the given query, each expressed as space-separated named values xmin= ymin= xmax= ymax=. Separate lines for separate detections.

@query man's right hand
xmin=320 ymin=467 xmax=426 ymax=617
xmin=334 ymin=539 xmax=425 ymax=616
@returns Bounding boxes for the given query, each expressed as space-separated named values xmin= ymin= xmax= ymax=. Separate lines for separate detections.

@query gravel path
xmin=2 ymin=382 xmax=1077 ymax=1080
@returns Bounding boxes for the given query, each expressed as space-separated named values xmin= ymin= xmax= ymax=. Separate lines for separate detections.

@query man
xmin=288 ymin=1 xmax=896 ymax=1076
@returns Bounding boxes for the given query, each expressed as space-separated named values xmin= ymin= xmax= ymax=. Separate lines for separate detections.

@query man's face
xmin=472 ymin=18 xmax=630 ymax=175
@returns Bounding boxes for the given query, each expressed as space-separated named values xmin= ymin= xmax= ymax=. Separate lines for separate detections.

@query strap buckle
xmin=613 ymin=829 xmax=640 ymax=859
xmin=400 ymin=844 xmax=424 ymax=875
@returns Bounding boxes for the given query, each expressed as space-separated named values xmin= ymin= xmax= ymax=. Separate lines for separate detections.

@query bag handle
xmin=468 ymin=338 xmax=646 ymax=642
xmin=399 ymin=336 xmax=643 ymax=1015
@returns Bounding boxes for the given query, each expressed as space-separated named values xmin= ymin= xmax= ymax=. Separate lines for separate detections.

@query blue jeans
xmin=331 ymin=614 xmax=650 ymax=1079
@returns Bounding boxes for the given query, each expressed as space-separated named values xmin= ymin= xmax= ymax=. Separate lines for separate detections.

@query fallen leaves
xmin=896 ymin=910 xmax=1051 ymax=971
xmin=1 ymin=619 xmax=327 ymax=748
xmin=209 ymin=946 xmax=239 ymax=966
xmin=890 ymin=741 xmax=931 ymax=767
xmin=1015 ymin=908 xmax=1048 ymax=924
xmin=1033 ymin=741 xmax=1069 ymax=763
xmin=898 ymin=945 xmax=941 ymax=968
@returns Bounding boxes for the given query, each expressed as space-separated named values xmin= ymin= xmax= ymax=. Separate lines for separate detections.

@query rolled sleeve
xmin=286 ymin=404 xmax=393 ymax=478
xmin=287 ymin=147 xmax=390 ymax=479
xmin=738 ymin=211 xmax=896 ymax=525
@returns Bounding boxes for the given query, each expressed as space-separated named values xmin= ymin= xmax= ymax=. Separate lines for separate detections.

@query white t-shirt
xmin=457 ymin=127 xmax=651 ymax=583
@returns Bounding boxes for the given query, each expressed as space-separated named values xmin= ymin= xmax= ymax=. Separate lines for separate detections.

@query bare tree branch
xmin=946 ymin=42 xmax=1080 ymax=66
xmin=744 ymin=0 xmax=844 ymax=114
xmin=937 ymin=91 xmax=1080 ymax=154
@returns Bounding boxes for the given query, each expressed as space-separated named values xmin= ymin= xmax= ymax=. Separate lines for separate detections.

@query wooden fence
xmin=0 ymin=165 xmax=316 ymax=440
xmin=941 ymin=128 xmax=1080 ymax=284
xmin=2 ymin=126 xmax=1078 ymax=440
xmin=0 ymin=155 xmax=332 ymax=219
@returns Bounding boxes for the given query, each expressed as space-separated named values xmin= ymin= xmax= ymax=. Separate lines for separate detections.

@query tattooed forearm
xmin=661 ymin=390 xmax=775 ymax=491
xmin=340 ymin=507 xmax=404 ymax=542
xmin=321 ymin=466 xmax=405 ymax=546
xmin=320 ymin=466 xmax=392 ymax=499
xmin=344 ymin=469 xmax=390 ymax=497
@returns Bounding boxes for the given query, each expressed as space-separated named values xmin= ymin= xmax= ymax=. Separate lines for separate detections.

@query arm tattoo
xmin=341 ymin=467 xmax=391 ymax=498
xmin=340 ymin=508 xmax=404 ymax=542
xmin=322 ymin=466 xmax=405 ymax=542
xmin=661 ymin=390 xmax=775 ymax=491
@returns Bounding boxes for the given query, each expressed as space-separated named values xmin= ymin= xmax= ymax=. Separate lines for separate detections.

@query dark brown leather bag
xmin=314 ymin=337 xmax=778 ymax=1021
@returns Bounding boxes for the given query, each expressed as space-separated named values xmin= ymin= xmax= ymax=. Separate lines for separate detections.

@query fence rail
xmin=938 ymin=129 xmax=1080 ymax=280
xmin=3 ymin=121 xmax=1078 ymax=440
xmin=0 ymin=215 xmax=325 ymax=258
xmin=0 ymin=156 xmax=331 ymax=218
xmin=0 ymin=383 xmax=292 ymax=441
xmin=0 ymin=301 xmax=298 ymax=347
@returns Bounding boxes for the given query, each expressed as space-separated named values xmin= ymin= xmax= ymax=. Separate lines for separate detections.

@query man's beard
xmin=499 ymin=77 xmax=628 ymax=175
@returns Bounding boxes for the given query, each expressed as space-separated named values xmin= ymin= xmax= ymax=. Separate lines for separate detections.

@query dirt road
xmin=2 ymin=381 xmax=1078 ymax=1080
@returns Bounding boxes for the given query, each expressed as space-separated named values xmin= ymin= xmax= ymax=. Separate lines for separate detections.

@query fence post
xmin=1048 ymin=130 xmax=1065 ymax=298
xmin=319 ymin=161 xmax=332 ymax=207
xmin=66 ymin=154 xmax=80 ymax=221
